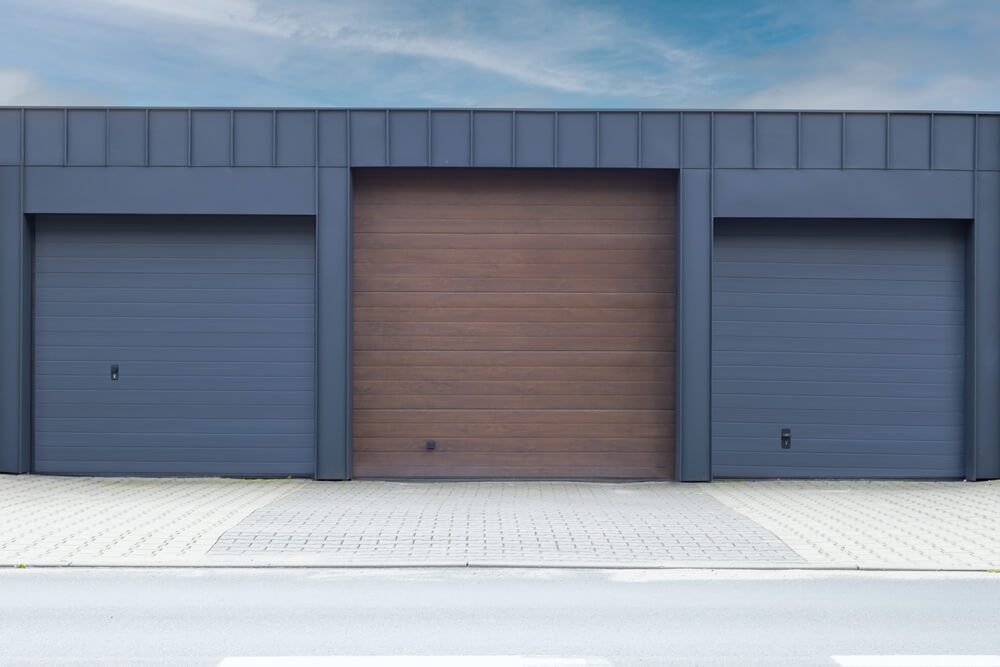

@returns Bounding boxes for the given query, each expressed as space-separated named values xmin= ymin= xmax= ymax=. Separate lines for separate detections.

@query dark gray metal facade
xmin=0 ymin=108 xmax=998 ymax=481
xmin=32 ymin=215 xmax=315 ymax=476
xmin=712 ymin=220 xmax=966 ymax=478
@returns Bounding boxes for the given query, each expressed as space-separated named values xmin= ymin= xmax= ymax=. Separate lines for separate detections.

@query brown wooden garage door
xmin=352 ymin=169 xmax=676 ymax=478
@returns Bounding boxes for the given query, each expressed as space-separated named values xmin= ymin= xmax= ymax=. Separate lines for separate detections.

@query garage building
xmin=0 ymin=108 xmax=997 ymax=481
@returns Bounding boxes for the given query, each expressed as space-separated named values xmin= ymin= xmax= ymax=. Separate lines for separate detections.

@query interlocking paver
xmin=207 ymin=480 xmax=803 ymax=566
xmin=0 ymin=474 xmax=306 ymax=565
xmin=700 ymin=479 xmax=1000 ymax=569
xmin=2 ymin=475 xmax=998 ymax=568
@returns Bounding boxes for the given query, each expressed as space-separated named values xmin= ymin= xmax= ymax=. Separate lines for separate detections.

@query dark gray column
xmin=972 ymin=171 xmax=1000 ymax=480
xmin=676 ymin=168 xmax=712 ymax=481
xmin=0 ymin=167 xmax=26 ymax=473
xmin=316 ymin=167 xmax=351 ymax=480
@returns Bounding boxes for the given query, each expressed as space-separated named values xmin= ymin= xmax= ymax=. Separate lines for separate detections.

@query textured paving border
xmin=0 ymin=475 xmax=307 ymax=566
xmin=701 ymin=479 xmax=1000 ymax=570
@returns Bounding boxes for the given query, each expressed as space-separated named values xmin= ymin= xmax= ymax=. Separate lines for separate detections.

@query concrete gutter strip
xmin=2 ymin=561 xmax=998 ymax=573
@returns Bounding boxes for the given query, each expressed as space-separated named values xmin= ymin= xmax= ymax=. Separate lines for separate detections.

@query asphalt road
xmin=0 ymin=568 xmax=998 ymax=666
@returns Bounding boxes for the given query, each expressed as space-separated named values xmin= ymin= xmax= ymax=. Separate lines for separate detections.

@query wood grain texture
xmin=352 ymin=169 xmax=677 ymax=478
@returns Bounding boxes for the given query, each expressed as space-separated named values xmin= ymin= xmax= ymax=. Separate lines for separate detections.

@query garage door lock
xmin=426 ymin=440 xmax=436 ymax=451
xmin=110 ymin=364 xmax=119 ymax=381
xmin=781 ymin=428 xmax=791 ymax=449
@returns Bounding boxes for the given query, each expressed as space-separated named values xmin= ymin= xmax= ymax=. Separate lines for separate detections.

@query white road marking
xmin=219 ymin=658 xmax=613 ymax=666
xmin=833 ymin=657 xmax=1000 ymax=666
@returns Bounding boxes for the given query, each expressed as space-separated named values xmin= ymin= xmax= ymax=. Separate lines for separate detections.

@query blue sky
xmin=0 ymin=0 xmax=997 ymax=109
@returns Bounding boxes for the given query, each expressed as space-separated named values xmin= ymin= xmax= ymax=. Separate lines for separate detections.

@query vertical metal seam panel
xmin=468 ymin=111 xmax=474 ymax=166
xmin=104 ymin=109 xmax=109 ymax=168
xmin=974 ymin=113 xmax=979 ymax=175
xmin=187 ymin=109 xmax=192 ymax=167
xmin=384 ymin=109 xmax=389 ymax=167
xmin=144 ymin=109 xmax=149 ymax=168
xmin=637 ymin=111 xmax=643 ymax=168
xmin=229 ymin=110 xmax=235 ymax=167
xmin=930 ymin=113 xmax=935 ymax=169
xmin=679 ymin=112 xmax=684 ymax=166
xmin=553 ymin=111 xmax=559 ymax=167
xmin=885 ymin=113 xmax=890 ymax=170
xmin=272 ymin=110 xmax=277 ymax=168
xmin=841 ymin=112 xmax=846 ymax=170
xmin=595 ymin=111 xmax=600 ymax=167
xmin=512 ymin=111 xmax=517 ymax=167
xmin=425 ymin=110 xmax=431 ymax=166
xmin=796 ymin=112 xmax=801 ymax=169
xmin=752 ymin=111 xmax=757 ymax=169
xmin=972 ymin=113 xmax=982 ymax=174
xmin=62 ymin=109 xmax=67 ymax=167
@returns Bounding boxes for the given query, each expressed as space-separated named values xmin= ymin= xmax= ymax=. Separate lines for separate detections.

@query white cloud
xmin=20 ymin=0 xmax=716 ymax=104
xmin=3 ymin=0 xmax=998 ymax=109
xmin=736 ymin=61 xmax=994 ymax=111
xmin=718 ymin=1 xmax=1000 ymax=111
xmin=0 ymin=67 xmax=109 ymax=105
xmin=78 ymin=0 xmax=290 ymax=35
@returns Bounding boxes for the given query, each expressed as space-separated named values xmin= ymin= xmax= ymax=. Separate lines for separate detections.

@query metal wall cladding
xmin=32 ymin=215 xmax=316 ymax=476
xmin=0 ymin=109 xmax=20 ymax=164
xmin=800 ymin=114 xmax=842 ymax=169
xmin=24 ymin=109 xmax=64 ymax=166
xmin=712 ymin=219 xmax=966 ymax=479
xmin=388 ymin=111 xmax=428 ymax=166
xmin=713 ymin=113 xmax=754 ymax=168
xmin=276 ymin=111 xmax=315 ymax=167
xmin=515 ymin=112 xmax=555 ymax=167
xmin=108 ymin=110 xmax=145 ymax=166
xmin=233 ymin=111 xmax=273 ymax=167
xmin=0 ymin=108 xmax=993 ymax=170
xmin=754 ymin=113 xmax=797 ymax=169
xmin=191 ymin=111 xmax=230 ymax=166
xmin=148 ymin=110 xmax=188 ymax=166
xmin=66 ymin=110 xmax=106 ymax=166
xmin=1 ymin=105 xmax=998 ymax=484
xmin=473 ymin=111 xmax=512 ymax=167
xmin=430 ymin=111 xmax=470 ymax=167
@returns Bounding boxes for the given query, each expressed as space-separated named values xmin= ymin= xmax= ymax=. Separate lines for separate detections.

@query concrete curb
xmin=3 ymin=560 xmax=998 ymax=572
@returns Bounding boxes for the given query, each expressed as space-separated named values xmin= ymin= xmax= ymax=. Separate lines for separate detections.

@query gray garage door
xmin=712 ymin=220 xmax=965 ymax=479
xmin=33 ymin=215 xmax=315 ymax=476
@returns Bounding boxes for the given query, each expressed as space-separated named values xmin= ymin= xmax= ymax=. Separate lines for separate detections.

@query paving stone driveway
xmin=1 ymin=474 xmax=998 ymax=569
xmin=209 ymin=481 xmax=802 ymax=566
